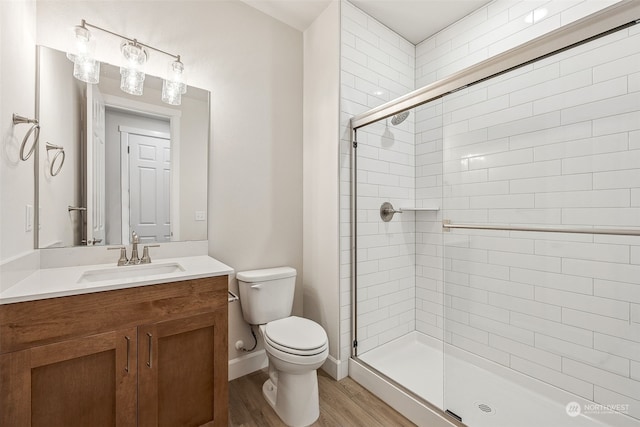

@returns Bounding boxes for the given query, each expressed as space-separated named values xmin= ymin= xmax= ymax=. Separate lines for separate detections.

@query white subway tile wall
xmin=340 ymin=0 xmax=638 ymax=418
xmin=415 ymin=0 xmax=622 ymax=88
xmin=414 ymin=99 xmax=444 ymax=339
xmin=438 ymin=24 xmax=640 ymax=418
xmin=340 ymin=1 xmax=416 ymax=361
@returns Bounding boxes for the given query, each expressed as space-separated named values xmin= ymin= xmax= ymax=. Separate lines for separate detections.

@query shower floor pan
xmin=355 ymin=331 xmax=636 ymax=427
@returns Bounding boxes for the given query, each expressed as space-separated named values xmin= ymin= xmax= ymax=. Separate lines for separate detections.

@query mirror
xmin=36 ymin=46 xmax=209 ymax=248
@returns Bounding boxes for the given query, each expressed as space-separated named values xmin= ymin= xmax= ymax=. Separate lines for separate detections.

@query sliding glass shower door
xmin=441 ymin=23 xmax=640 ymax=426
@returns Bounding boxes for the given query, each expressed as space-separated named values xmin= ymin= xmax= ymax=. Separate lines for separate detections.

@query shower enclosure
xmin=349 ymin=3 xmax=640 ymax=427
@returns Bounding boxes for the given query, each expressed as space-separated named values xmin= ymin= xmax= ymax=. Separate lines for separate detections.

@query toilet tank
xmin=236 ymin=267 xmax=296 ymax=325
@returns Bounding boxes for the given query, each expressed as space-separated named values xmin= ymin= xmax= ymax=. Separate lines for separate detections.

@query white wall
xmin=178 ymin=91 xmax=209 ymax=241
xmin=0 ymin=0 xmax=37 ymax=262
xmin=302 ymin=0 xmax=341 ymax=377
xmin=35 ymin=0 xmax=303 ymax=363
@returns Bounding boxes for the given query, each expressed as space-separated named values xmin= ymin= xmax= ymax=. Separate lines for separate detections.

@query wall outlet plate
xmin=195 ymin=211 xmax=206 ymax=221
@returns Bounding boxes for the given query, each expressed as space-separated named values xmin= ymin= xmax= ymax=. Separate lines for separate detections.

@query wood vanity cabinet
xmin=0 ymin=276 xmax=228 ymax=427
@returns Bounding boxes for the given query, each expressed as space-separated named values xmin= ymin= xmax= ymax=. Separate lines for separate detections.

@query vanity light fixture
xmin=67 ymin=24 xmax=100 ymax=84
xmin=68 ymin=20 xmax=187 ymax=105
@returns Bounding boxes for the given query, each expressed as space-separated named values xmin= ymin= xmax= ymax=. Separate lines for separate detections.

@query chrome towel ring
xmin=45 ymin=142 xmax=65 ymax=176
xmin=13 ymin=114 xmax=40 ymax=161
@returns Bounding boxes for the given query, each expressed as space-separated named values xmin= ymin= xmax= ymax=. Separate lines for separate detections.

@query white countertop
xmin=0 ymin=255 xmax=233 ymax=305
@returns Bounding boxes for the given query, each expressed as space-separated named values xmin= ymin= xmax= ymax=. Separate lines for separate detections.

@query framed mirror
xmin=36 ymin=46 xmax=209 ymax=248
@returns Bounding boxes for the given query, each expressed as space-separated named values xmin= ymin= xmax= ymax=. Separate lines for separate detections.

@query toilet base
xmin=262 ymin=377 xmax=278 ymax=407
xmin=262 ymin=370 xmax=320 ymax=427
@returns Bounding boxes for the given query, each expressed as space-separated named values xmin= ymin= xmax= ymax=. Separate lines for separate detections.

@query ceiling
xmin=240 ymin=0 xmax=492 ymax=45
xmin=240 ymin=0 xmax=334 ymax=32
xmin=350 ymin=0 xmax=492 ymax=44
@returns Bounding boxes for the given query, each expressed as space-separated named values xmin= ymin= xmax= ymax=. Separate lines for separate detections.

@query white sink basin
xmin=78 ymin=262 xmax=185 ymax=284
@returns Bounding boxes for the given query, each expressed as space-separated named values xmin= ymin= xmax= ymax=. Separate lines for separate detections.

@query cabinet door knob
xmin=125 ymin=336 xmax=131 ymax=372
xmin=146 ymin=333 xmax=153 ymax=368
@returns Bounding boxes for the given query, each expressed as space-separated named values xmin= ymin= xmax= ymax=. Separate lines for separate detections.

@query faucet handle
xmin=140 ymin=245 xmax=160 ymax=264
xmin=108 ymin=246 xmax=129 ymax=266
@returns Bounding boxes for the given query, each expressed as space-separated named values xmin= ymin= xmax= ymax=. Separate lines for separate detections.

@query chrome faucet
xmin=108 ymin=232 xmax=159 ymax=266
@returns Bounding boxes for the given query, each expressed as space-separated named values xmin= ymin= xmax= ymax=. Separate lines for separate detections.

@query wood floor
xmin=229 ymin=369 xmax=416 ymax=427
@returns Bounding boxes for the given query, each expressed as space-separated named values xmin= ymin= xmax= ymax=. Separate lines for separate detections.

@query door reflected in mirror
xmin=36 ymin=46 xmax=209 ymax=248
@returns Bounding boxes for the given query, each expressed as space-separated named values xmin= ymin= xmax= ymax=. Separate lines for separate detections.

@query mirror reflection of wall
xmin=38 ymin=46 xmax=84 ymax=248
xmin=37 ymin=46 xmax=209 ymax=248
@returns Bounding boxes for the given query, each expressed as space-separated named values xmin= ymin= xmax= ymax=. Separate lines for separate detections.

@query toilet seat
xmin=264 ymin=316 xmax=328 ymax=356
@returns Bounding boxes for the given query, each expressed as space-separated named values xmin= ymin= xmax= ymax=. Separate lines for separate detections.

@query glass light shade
xmin=120 ymin=42 xmax=147 ymax=96
xmin=67 ymin=25 xmax=95 ymax=62
xmin=162 ymin=80 xmax=185 ymax=105
xmin=73 ymin=57 xmax=100 ymax=84
xmin=161 ymin=60 xmax=187 ymax=105
xmin=67 ymin=25 xmax=100 ymax=84
xmin=120 ymin=67 xmax=145 ymax=96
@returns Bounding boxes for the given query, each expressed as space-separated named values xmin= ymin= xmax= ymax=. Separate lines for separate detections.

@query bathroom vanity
xmin=0 ymin=256 xmax=231 ymax=427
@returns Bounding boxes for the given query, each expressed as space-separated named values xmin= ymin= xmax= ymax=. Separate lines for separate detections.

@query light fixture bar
xmin=79 ymin=19 xmax=181 ymax=61
xmin=69 ymin=19 xmax=186 ymax=104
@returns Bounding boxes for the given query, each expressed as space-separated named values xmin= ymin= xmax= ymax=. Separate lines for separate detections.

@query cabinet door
xmin=138 ymin=310 xmax=228 ymax=427
xmin=0 ymin=328 xmax=137 ymax=427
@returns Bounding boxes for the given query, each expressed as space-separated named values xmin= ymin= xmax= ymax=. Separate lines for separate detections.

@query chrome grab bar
xmin=442 ymin=220 xmax=640 ymax=237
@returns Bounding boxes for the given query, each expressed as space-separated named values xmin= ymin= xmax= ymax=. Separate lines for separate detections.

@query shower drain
xmin=474 ymin=401 xmax=496 ymax=416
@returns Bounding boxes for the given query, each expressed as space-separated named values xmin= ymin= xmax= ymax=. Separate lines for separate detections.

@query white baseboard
xmin=228 ymin=349 xmax=268 ymax=381
xmin=321 ymin=355 xmax=349 ymax=380
xmin=337 ymin=357 xmax=349 ymax=380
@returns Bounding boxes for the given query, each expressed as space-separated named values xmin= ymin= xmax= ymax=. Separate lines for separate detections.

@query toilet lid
xmin=264 ymin=316 xmax=327 ymax=355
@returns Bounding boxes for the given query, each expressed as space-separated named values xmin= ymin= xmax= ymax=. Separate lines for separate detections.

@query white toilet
xmin=237 ymin=267 xmax=328 ymax=427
